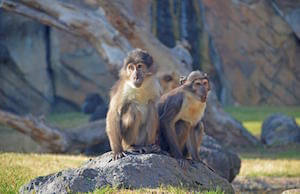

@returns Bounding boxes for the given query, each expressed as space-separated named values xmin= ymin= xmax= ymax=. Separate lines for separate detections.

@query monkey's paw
xmin=113 ymin=152 xmax=128 ymax=160
xmin=148 ymin=144 xmax=161 ymax=153
xmin=177 ymin=159 xmax=190 ymax=170
xmin=127 ymin=144 xmax=161 ymax=154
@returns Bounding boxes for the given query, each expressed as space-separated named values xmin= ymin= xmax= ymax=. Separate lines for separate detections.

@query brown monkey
xmin=158 ymin=72 xmax=180 ymax=93
xmin=106 ymin=49 xmax=162 ymax=160
xmin=158 ymin=71 xmax=210 ymax=166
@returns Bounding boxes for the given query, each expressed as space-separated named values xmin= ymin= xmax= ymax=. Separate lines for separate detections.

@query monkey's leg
xmin=121 ymin=105 xmax=142 ymax=152
xmin=146 ymin=102 xmax=159 ymax=145
xmin=160 ymin=119 xmax=184 ymax=159
xmin=142 ymin=102 xmax=161 ymax=154
xmin=195 ymin=121 xmax=205 ymax=153
xmin=186 ymin=127 xmax=201 ymax=162
xmin=175 ymin=120 xmax=191 ymax=149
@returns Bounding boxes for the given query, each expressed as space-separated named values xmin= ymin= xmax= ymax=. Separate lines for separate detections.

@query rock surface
xmin=201 ymin=0 xmax=300 ymax=105
xmin=151 ymin=0 xmax=300 ymax=105
xmin=83 ymin=132 xmax=241 ymax=182
xmin=0 ymin=12 xmax=52 ymax=115
xmin=200 ymin=135 xmax=241 ymax=183
xmin=261 ymin=114 xmax=300 ymax=145
xmin=271 ymin=0 xmax=300 ymax=39
xmin=20 ymin=153 xmax=234 ymax=193
xmin=0 ymin=10 xmax=115 ymax=115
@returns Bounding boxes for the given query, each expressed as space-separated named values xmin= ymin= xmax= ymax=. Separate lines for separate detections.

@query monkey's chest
xmin=135 ymin=104 xmax=149 ymax=123
xmin=178 ymin=98 xmax=206 ymax=126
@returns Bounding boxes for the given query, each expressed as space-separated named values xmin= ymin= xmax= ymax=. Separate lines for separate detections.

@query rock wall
xmin=150 ymin=0 xmax=300 ymax=105
xmin=0 ymin=10 xmax=115 ymax=115
xmin=1 ymin=0 xmax=299 ymax=116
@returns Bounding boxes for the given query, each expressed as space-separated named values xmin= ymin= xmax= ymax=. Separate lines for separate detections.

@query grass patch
xmin=239 ymin=158 xmax=300 ymax=178
xmin=237 ymin=144 xmax=300 ymax=178
xmin=224 ymin=106 xmax=300 ymax=137
xmin=239 ymin=144 xmax=300 ymax=160
xmin=0 ymin=153 xmax=88 ymax=194
xmin=46 ymin=111 xmax=89 ymax=129
xmin=92 ymin=185 xmax=225 ymax=194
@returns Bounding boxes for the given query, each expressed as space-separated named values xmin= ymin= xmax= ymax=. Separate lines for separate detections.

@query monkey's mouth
xmin=200 ymin=95 xmax=207 ymax=103
xmin=133 ymin=78 xmax=143 ymax=88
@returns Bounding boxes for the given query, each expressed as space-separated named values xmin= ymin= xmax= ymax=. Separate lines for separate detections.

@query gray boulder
xmin=261 ymin=114 xmax=300 ymax=146
xmin=200 ymin=135 xmax=241 ymax=183
xmin=83 ymin=134 xmax=241 ymax=182
xmin=20 ymin=153 xmax=234 ymax=194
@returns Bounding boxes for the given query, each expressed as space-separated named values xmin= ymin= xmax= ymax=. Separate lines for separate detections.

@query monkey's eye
xmin=137 ymin=63 xmax=143 ymax=69
xmin=163 ymin=75 xmax=173 ymax=82
xmin=195 ymin=82 xmax=201 ymax=86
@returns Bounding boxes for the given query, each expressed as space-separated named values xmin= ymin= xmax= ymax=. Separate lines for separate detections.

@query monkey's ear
xmin=179 ymin=76 xmax=187 ymax=85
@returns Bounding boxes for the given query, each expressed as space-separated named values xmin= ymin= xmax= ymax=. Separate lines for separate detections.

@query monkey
xmin=106 ymin=48 xmax=162 ymax=160
xmin=158 ymin=70 xmax=210 ymax=167
xmin=158 ymin=72 xmax=180 ymax=93
xmin=81 ymin=93 xmax=108 ymax=121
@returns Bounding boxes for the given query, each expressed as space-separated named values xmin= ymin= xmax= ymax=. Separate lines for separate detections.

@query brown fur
xmin=106 ymin=49 xmax=161 ymax=160
xmin=158 ymin=71 xmax=210 ymax=166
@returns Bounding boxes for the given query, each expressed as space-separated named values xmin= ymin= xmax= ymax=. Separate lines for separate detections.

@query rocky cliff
xmin=1 ymin=0 xmax=299 ymax=116
xmin=150 ymin=0 xmax=300 ymax=105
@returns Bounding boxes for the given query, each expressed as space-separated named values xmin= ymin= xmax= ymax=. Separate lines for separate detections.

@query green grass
xmin=224 ymin=106 xmax=300 ymax=137
xmin=237 ymin=144 xmax=300 ymax=178
xmin=46 ymin=112 xmax=89 ymax=129
xmin=92 ymin=185 xmax=225 ymax=194
xmin=0 ymin=153 xmax=88 ymax=194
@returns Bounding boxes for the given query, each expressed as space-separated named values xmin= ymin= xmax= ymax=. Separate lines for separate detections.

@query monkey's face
xmin=191 ymin=78 xmax=210 ymax=103
xmin=126 ymin=62 xmax=147 ymax=88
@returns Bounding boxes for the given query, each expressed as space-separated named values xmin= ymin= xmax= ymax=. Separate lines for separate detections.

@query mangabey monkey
xmin=158 ymin=72 xmax=180 ymax=93
xmin=106 ymin=49 xmax=162 ymax=160
xmin=158 ymin=71 xmax=210 ymax=167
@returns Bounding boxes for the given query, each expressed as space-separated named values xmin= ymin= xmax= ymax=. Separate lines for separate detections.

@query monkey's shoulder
xmin=176 ymin=92 xmax=206 ymax=126
xmin=159 ymin=87 xmax=185 ymax=103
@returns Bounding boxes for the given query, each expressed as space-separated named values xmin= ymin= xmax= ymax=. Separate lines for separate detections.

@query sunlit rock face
xmin=150 ymin=0 xmax=300 ymax=105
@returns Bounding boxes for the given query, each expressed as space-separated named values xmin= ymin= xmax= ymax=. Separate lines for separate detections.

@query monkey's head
xmin=159 ymin=72 xmax=180 ymax=94
xmin=181 ymin=71 xmax=210 ymax=103
xmin=121 ymin=48 xmax=156 ymax=88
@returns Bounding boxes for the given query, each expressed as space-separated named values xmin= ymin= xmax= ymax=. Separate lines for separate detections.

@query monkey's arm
xmin=106 ymin=108 xmax=124 ymax=159
xmin=159 ymin=92 xmax=184 ymax=159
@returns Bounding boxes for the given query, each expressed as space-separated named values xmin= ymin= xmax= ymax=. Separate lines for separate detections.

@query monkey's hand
xmin=177 ymin=158 xmax=190 ymax=170
xmin=148 ymin=144 xmax=161 ymax=153
xmin=128 ymin=144 xmax=161 ymax=154
xmin=113 ymin=151 xmax=128 ymax=160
